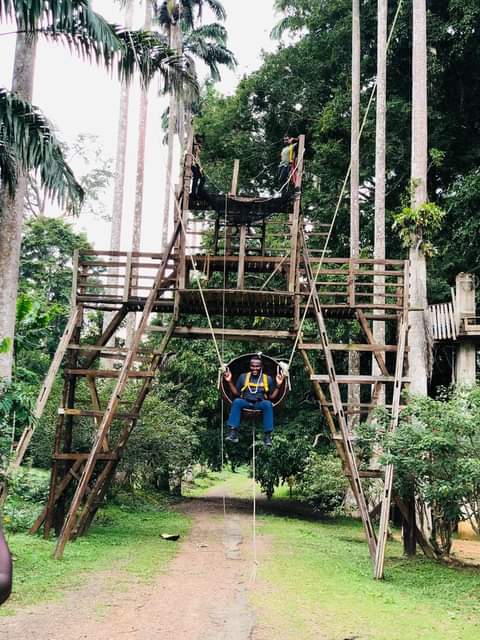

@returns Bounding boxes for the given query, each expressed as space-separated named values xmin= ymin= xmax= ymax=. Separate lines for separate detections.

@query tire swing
xmin=219 ymin=353 xmax=289 ymax=417
xmin=0 ymin=526 xmax=12 ymax=606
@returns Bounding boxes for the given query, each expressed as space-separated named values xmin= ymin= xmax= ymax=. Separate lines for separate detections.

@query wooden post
xmin=288 ymin=135 xmax=305 ymax=292
xmin=226 ymin=159 xmax=239 ymax=257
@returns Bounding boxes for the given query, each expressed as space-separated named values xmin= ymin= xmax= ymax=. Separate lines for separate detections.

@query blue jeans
xmin=227 ymin=398 xmax=274 ymax=433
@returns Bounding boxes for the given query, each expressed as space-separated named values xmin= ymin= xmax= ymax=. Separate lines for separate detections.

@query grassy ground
xmin=190 ymin=469 xmax=480 ymax=640
xmin=1 ymin=493 xmax=189 ymax=616
xmin=184 ymin=465 xmax=260 ymax=498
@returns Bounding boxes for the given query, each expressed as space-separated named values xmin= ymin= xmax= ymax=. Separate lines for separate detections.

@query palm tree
xmin=348 ymin=0 xmax=361 ymax=425
xmin=0 ymin=0 xmax=191 ymax=381
xmin=373 ymin=0 xmax=388 ymax=392
xmin=409 ymin=0 xmax=429 ymax=396
xmin=155 ymin=0 xmax=235 ymax=249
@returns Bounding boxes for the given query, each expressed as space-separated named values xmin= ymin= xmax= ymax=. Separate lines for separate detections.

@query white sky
xmin=0 ymin=0 xmax=278 ymax=251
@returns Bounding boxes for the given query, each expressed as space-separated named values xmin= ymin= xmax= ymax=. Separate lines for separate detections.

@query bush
xmin=297 ymin=452 xmax=348 ymax=514
xmin=357 ymin=387 xmax=480 ymax=557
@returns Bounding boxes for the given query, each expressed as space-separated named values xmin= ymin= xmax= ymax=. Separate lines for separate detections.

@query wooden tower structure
xmin=21 ymin=135 xmax=417 ymax=578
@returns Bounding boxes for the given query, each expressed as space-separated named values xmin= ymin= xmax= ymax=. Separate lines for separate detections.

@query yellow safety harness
xmin=241 ymin=372 xmax=269 ymax=396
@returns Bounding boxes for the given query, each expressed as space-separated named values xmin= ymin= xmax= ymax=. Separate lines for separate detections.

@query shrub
xmin=297 ymin=452 xmax=347 ymax=514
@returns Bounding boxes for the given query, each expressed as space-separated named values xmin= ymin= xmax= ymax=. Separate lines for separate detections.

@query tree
xmin=156 ymin=0 xmax=235 ymax=250
xmin=0 ymin=0 xmax=189 ymax=381
xmin=373 ymin=0 xmax=387 ymax=387
xmin=409 ymin=0 xmax=429 ymax=397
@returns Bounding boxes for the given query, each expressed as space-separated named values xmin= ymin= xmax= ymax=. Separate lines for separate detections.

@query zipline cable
xmin=287 ymin=0 xmax=405 ymax=369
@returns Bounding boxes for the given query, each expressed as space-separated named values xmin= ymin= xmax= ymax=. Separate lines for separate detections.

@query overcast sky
xmin=0 ymin=0 xmax=279 ymax=251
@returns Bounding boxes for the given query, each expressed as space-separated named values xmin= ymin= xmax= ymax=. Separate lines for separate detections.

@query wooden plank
xmin=53 ymin=453 xmax=118 ymax=461
xmin=374 ymin=315 xmax=409 ymax=579
xmin=301 ymin=343 xmax=405 ymax=352
xmin=288 ymin=135 xmax=305 ymax=292
xmin=311 ymin=375 xmax=409 ymax=384
xmin=65 ymin=369 xmax=155 ymax=379
xmin=237 ymin=225 xmax=247 ymax=289
xmin=147 ymin=325 xmax=294 ymax=342
xmin=356 ymin=310 xmax=389 ymax=377
xmin=58 ymin=409 xmax=137 ymax=420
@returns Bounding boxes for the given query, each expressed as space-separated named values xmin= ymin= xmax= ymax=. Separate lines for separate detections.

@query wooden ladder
xmin=300 ymin=233 xmax=377 ymax=563
xmin=50 ymin=222 xmax=182 ymax=558
xmin=300 ymin=232 xmax=410 ymax=576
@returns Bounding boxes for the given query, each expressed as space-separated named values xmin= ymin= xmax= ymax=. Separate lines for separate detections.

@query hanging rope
xmin=286 ymin=0 xmax=405 ymax=370
xmin=250 ymin=423 xmax=258 ymax=583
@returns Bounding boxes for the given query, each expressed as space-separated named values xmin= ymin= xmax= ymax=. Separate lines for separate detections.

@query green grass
xmin=254 ymin=515 xmax=480 ymax=640
xmin=1 ymin=495 xmax=189 ymax=616
xmin=184 ymin=466 xmax=258 ymax=498
xmin=191 ymin=467 xmax=480 ymax=639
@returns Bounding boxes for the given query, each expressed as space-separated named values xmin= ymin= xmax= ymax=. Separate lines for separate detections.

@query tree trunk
xmin=127 ymin=0 xmax=152 ymax=346
xmin=102 ymin=0 xmax=134 ymax=360
xmin=403 ymin=0 xmax=429 ymax=556
xmin=348 ymin=0 xmax=361 ymax=427
xmin=161 ymin=16 xmax=182 ymax=252
xmin=409 ymin=0 xmax=429 ymax=396
xmin=0 ymin=34 xmax=37 ymax=381
xmin=373 ymin=0 xmax=387 ymax=393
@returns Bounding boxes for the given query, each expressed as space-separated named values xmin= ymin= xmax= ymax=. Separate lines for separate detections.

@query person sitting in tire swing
xmin=223 ymin=356 xmax=285 ymax=446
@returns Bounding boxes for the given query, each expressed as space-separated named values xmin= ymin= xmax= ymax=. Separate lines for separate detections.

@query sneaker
xmin=263 ymin=433 xmax=273 ymax=447
xmin=226 ymin=428 xmax=239 ymax=444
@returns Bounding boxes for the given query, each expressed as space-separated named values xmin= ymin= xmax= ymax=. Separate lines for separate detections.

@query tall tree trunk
xmin=409 ymin=0 xmax=429 ymax=396
xmin=102 ymin=0 xmax=134 ymax=359
xmin=348 ymin=0 xmax=361 ymax=427
xmin=161 ymin=14 xmax=182 ymax=251
xmin=373 ymin=0 xmax=387 ymax=393
xmin=126 ymin=0 xmax=152 ymax=345
xmin=0 ymin=34 xmax=37 ymax=381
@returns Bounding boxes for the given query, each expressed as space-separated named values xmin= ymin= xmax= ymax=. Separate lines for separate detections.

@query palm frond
xmin=0 ymin=87 xmax=83 ymax=209
xmin=187 ymin=22 xmax=227 ymax=44
xmin=183 ymin=35 xmax=236 ymax=80
xmin=270 ymin=15 xmax=306 ymax=40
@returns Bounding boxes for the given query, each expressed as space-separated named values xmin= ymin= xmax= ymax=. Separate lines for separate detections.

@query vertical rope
xmin=250 ymin=423 xmax=258 ymax=583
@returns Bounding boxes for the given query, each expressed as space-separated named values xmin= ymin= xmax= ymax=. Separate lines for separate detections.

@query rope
xmin=286 ymin=0 xmax=405 ymax=369
xmin=250 ymin=423 xmax=258 ymax=583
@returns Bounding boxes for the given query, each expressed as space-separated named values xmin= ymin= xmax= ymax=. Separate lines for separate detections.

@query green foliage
xmin=119 ymin=383 xmax=202 ymax=491
xmin=297 ymin=452 xmax=347 ymax=514
xmin=392 ymin=199 xmax=445 ymax=257
xmin=254 ymin=434 xmax=313 ymax=499
xmin=358 ymin=387 xmax=480 ymax=556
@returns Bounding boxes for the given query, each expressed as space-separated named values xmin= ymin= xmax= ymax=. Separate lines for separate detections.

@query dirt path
xmin=0 ymin=494 xmax=266 ymax=640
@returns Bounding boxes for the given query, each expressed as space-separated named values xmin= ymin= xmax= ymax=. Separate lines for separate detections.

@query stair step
xmin=65 ymin=369 xmax=155 ymax=379
xmin=58 ymin=409 xmax=138 ymax=420
xmin=53 ymin=453 xmax=118 ymax=461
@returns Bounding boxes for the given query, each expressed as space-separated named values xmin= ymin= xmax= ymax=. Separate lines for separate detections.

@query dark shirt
xmin=236 ymin=372 xmax=275 ymax=403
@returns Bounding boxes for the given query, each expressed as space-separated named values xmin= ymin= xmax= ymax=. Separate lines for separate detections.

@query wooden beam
xmin=311 ymin=375 xmax=410 ymax=384
xmin=147 ymin=326 xmax=294 ymax=342
xmin=289 ymin=134 xmax=305 ymax=292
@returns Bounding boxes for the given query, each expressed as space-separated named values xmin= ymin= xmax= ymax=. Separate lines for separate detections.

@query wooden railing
xmin=74 ymin=249 xmax=177 ymax=306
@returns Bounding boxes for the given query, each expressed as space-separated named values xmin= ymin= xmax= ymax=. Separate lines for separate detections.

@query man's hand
xmin=276 ymin=372 xmax=285 ymax=387
xmin=224 ymin=367 xmax=232 ymax=383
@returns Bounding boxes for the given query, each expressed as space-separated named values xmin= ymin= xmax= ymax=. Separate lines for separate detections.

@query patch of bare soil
xmin=0 ymin=494 xmax=270 ymax=640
